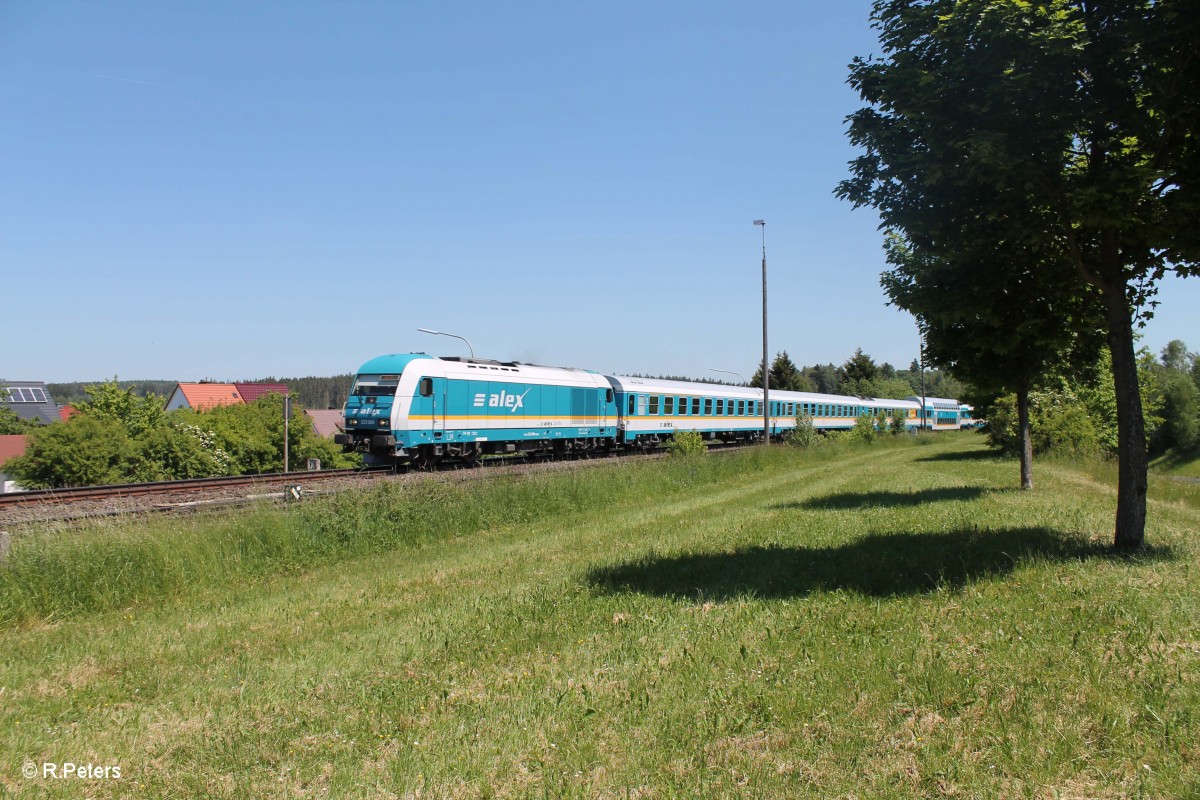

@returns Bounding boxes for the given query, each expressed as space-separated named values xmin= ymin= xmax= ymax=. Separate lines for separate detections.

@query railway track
xmin=0 ymin=467 xmax=393 ymax=508
xmin=0 ymin=442 xmax=746 ymax=527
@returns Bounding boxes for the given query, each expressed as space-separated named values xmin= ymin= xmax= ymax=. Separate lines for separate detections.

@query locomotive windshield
xmin=352 ymin=376 xmax=399 ymax=397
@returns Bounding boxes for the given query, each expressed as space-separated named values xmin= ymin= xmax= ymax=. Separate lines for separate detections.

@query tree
xmin=837 ymin=348 xmax=879 ymax=395
xmin=804 ymin=364 xmax=840 ymax=395
xmin=881 ymin=234 xmax=1104 ymax=490
xmin=76 ymin=378 xmax=166 ymax=436
xmin=0 ymin=406 xmax=37 ymax=435
xmin=839 ymin=0 xmax=1200 ymax=548
xmin=3 ymin=416 xmax=136 ymax=488
xmin=752 ymin=351 xmax=816 ymax=392
xmin=1160 ymin=340 xmax=1196 ymax=374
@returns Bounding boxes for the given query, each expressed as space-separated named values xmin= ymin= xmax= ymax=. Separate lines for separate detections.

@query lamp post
xmin=754 ymin=219 xmax=769 ymax=443
xmin=417 ymin=328 xmax=475 ymax=359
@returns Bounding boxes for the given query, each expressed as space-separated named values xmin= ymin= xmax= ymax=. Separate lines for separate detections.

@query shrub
xmin=848 ymin=412 xmax=878 ymax=443
xmin=988 ymin=391 xmax=1100 ymax=458
xmin=1034 ymin=403 xmax=1100 ymax=458
xmin=666 ymin=429 xmax=707 ymax=459
xmin=786 ymin=411 xmax=819 ymax=448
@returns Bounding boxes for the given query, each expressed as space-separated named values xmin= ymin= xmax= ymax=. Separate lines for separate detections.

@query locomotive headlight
xmin=378 ymin=419 xmax=389 ymax=426
xmin=347 ymin=419 xmax=358 ymax=426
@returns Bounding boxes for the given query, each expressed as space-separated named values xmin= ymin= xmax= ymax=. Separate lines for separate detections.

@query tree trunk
xmin=1104 ymin=291 xmax=1148 ymax=550
xmin=1017 ymin=382 xmax=1033 ymax=490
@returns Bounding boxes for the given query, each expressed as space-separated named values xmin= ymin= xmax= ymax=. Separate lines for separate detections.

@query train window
xmin=628 ymin=395 xmax=635 ymax=415
xmin=419 ymin=377 xmax=433 ymax=397
xmin=649 ymin=395 xmax=660 ymax=415
xmin=638 ymin=395 xmax=648 ymax=415
xmin=665 ymin=396 xmax=674 ymax=415
xmin=606 ymin=388 xmax=614 ymax=404
xmin=692 ymin=398 xmax=700 ymax=415
xmin=716 ymin=398 xmax=724 ymax=415
xmin=704 ymin=398 xmax=713 ymax=415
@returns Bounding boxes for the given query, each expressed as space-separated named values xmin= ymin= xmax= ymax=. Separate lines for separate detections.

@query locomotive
xmin=333 ymin=352 xmax=969 ymax=467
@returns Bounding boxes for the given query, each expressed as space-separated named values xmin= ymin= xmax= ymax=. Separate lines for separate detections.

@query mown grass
xmin=1152 ymin=449 xmax=1200 ymax=479
xmin=1 ymin=433 xmax=1198 ymax=798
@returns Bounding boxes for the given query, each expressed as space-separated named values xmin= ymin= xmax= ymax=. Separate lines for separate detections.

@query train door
xmin=417 ymin=376 xmax=446 ymax=441
xmin=434 ymin=379 xmax=446 ymax=438
xmin=420 ymin=376 xmax=446 ymax=440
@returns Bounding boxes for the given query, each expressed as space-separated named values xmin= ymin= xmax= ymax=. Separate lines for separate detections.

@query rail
xmin=0 ymin=467 xmax=392 ymax=508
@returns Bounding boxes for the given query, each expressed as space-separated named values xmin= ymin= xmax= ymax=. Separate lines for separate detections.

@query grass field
xmin=1 ymin=434 xmax=1198 ymax=798
xmin=1152 ymin=450 xmax=1200 ymax=479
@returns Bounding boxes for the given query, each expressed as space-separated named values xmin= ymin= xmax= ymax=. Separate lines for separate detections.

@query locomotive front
xmin=335 ymin=353 xmax=434 ymax=465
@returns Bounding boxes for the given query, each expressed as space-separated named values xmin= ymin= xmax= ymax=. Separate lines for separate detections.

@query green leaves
xmin=5 ymin=387 xmax=355 ymax=488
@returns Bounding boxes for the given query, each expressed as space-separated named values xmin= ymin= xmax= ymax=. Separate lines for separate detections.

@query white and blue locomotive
xmin=335 ymin=352 xmax=965 ymax=466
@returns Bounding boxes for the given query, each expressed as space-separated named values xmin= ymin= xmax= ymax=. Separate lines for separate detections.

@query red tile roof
xmin=59 ymin=405 xmax=79 ymax=421
xmin=234 ymin=383 xmax=290 ymax=404
xmin=174 ymin=383 xmax=244 ymax=411
xmin=0 ymin=435 xmax=27 ymax=465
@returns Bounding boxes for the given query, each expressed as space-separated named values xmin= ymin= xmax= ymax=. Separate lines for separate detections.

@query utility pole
xmin=283 ymin=395 xmax=291 ymax=473
xmin=919 ymin=330 xmax=927 ymax=432
xmin=754 ymin=219 xmax=769 ymax=443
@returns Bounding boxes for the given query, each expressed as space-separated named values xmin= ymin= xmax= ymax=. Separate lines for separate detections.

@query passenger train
xmin=334 ymin=352 xmax=972 ymax=467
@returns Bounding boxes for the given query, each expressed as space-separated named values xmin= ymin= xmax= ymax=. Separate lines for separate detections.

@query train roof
xmin=355 ymin=353 xmax=435 ymax=375
xmin=606 ymin=375 xmax=919 ymax=409
xmin=908 ymin=396 xmax=962 ymax=409
xmin=355 ymin=353 xmax=607 ymax=389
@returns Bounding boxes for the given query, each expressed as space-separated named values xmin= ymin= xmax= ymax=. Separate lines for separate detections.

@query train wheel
xmin=414 ymin=449 xmax=441 ymax=471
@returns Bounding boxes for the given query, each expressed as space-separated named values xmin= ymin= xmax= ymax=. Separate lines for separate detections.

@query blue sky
xmin=3 ymin=1 xmax=1197 ymax=384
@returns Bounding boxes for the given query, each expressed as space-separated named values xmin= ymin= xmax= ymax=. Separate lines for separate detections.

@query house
xmin=164 ymin=382 xmax=291 ymax=411
xmin=0 ymin=434 xmax=27 ymax=493
xmin=164 ymin=383 xmax=245 ymax=412
xmin=1 ymin=381 xmax=58 ymax=425
xmin=305 ymin=409 xmax=344 ymax=439
xmin=233 ymin=383 xmax=290 ymax=404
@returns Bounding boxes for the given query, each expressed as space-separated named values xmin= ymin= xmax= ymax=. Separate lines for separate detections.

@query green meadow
xmin=1 ymin=433 xmax=1197 ymax=798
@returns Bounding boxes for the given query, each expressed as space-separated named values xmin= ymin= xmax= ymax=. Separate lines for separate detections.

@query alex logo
xmin=473 ymin=389 xmax=531 ymax=412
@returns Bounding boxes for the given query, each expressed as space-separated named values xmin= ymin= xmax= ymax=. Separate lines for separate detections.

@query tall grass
xmin=2 ymin=432 xmax=1197 ymax=798
xmin=0 ymin=443 xmax=870 ymax=626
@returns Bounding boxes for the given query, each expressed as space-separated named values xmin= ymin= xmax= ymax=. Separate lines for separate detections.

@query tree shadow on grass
xmin=585 ymin=528 xmax=1173 ymax=601
xmin=778 ymin=486 xmax=990 ymax=511
xmin=915 ymin=449 xmax=1002 ymax=463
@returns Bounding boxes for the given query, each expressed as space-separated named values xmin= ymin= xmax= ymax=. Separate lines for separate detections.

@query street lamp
xmin=417 ymin=328 xmax=475 ymax=359
xmin=709 ymin=368 xmax=746 ymax=385
xmin=754 ymin=219 xmax=769 ymax=443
